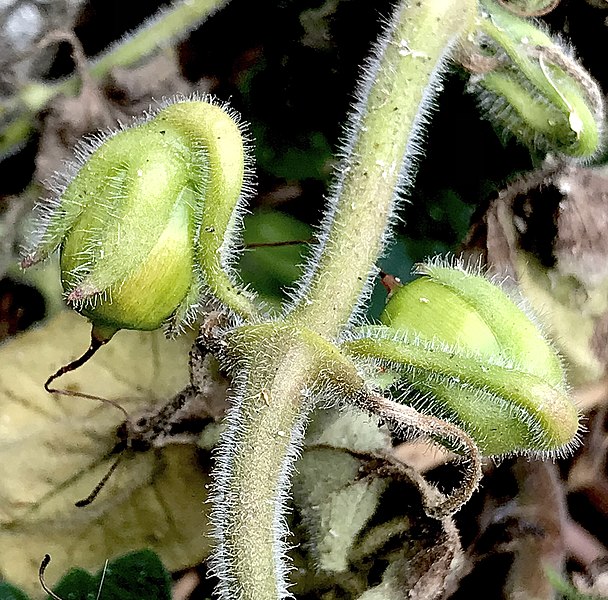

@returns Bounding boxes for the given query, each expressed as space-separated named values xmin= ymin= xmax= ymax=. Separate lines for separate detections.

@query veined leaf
xmin=0 ymin=312 xmax=211 ymax=596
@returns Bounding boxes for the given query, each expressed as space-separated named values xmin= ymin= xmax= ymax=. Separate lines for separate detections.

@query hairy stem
xmin=211 ymin=323 xmax=368 ymax=600
xmin=211 ymin=332 xmax=316 ymax=600
xmin=212 ymin=1 xmax=477 ymax=598
xmin=363 ymin=394 xmax=482 ymax=518
xmin=88 ymin=0 xmax=230 ymax=81
xmin=287 ymin=0 xmax=476 ymax=337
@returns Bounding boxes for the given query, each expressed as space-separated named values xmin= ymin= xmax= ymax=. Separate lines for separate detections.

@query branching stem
xmin=212 ymin=1 xmax=477 ymax=598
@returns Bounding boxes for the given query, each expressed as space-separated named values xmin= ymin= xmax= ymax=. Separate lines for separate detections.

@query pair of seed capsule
xmin=20 ymin=94 xmax=580 ymax=459
xmin=22 ymin=0 xmax=601 ymax=463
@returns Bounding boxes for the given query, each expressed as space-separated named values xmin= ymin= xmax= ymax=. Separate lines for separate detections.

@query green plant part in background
xmin=496 ymin=0 xmax=561 ymax=17
xmin=468 ymin=0 xmax=605 ymax=160
xmin=0 ymin=0 xmax=232 ymax=158
xmin=0 ymin=550 xmax=173 ymax=600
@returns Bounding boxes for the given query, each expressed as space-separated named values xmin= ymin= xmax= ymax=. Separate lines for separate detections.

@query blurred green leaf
xmin=254 ymin=126 xmax=333 ymax=180
xmin=51 ymin=550 xmax=171 ymax=600
xmin=0 ymin=583 xmax=30 ymax=600
xmin=240 ymin=210 xmax=312 ymax=305
xmin=50 ymin=568 xmax=95 ymax=600
xmin=546 ymin=568 xmax=602 ymax=600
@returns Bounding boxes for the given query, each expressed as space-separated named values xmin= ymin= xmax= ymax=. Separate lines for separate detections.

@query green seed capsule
xmin=58 ymin=122 xmax=197 ymax=334
xmin=22 ymin=97 xmax=256 ymax=339
xmin=381 ymin=262 xmax=563 ymax=385
xmin=366 ymin=260 xmax=580 ymax=456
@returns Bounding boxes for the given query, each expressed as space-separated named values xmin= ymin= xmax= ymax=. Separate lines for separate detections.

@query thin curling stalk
xmin=44 ymin=324 xmax=115 ymax=393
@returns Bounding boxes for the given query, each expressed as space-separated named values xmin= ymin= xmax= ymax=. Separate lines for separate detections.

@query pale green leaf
xmin=518 ymin=253 xmax=608 ymax=386
xmin=0 ymin=312 xmax=210 ymax=596
xmin=293 ymin=447 xmax=387 ymax=573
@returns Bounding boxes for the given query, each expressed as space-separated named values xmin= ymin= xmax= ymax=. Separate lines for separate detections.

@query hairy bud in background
xmin=466 ymin=0 xmax=605 ymax=160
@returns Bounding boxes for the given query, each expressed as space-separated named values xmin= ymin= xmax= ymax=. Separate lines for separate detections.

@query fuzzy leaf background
xmin=0 ymin=312 xmax=211 ymax=596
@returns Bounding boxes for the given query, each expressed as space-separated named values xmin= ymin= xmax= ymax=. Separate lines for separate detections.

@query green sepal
xmin=157 ymin=100 xmax=257 ymax=320
xmin=345 ymin=328 xmax=579 ymax=456
xmin=354 ymin=260 xmax=580 ymax=456
xmin=60 ymin=123 xmax=195 ymax=296
xmin=66 ymin=194 xmax=196 ymax=331
xmin=24 ymin=97 xmax=260 ymax=334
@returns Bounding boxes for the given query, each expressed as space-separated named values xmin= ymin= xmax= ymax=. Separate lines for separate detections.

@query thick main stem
xmin=211 ymin=332 xmax=317 ymax=600
xmin=212 ymin=2 xmax=477 ymax=599
xmin=288 ymin=0 xmax=476 ymax=338
xmin=211 ymin=323 xmax=370 ymax=600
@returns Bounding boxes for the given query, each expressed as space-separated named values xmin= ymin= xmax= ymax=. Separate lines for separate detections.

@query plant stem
xmin=0 ymin=0 xmax=230 ymax=157
xmin=211 ymin=323 xmax=367 ymax=600
xmin=287 ymin=0 xmax=477 ymax=338
xmin=212 ymin=1 xmax=477 ymax=598
xmin=89 ymin=0 xmax=230 ymax=81
xmin=210 ymin=330 xmax=317 ymax=600
xmin=363 ymin=394 xmax=482 ymax=517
